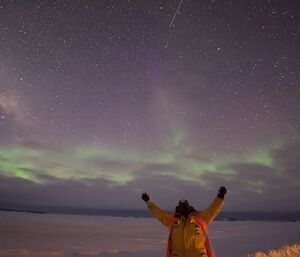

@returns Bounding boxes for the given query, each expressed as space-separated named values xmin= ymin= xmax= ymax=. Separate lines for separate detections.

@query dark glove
xmin=142 ymin=193 xmax=150 ymax=202
xmin=217 ymin=186 xmax=227 ymax=199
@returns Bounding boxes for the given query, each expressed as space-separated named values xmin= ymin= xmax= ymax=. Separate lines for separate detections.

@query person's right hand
xmin=217 ymin=186 xmax=227 ymax=199
xmin=142 ymin=193 xmax=150 ymax=202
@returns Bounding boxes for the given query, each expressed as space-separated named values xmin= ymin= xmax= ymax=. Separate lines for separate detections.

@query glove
xmin=142 ymin=193 xmax=150 ymax=202
xmin=217 ymin=186 xmax=227 ymax=199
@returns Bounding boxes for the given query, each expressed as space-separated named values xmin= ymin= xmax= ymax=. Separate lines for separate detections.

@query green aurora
xmin=0 ymin=141 xmax=282 ymax=186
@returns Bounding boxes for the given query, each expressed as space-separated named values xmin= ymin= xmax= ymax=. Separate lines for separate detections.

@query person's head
xmin=175 ymin=199 xmax=192 ymax=218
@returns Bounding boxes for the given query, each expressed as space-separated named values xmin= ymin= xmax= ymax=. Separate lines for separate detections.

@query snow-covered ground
xmin=0 ymin=211 xmax=299 ymax=257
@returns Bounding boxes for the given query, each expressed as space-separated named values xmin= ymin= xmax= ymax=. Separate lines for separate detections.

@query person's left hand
xmin=218 ymin=186 xmax=227 ymax=199
xmin=142 ymin=193 xmax=150 ymax=202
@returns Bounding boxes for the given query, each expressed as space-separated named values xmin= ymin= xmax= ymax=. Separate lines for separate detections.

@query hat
xmin=178 ymin=199 xmax=189 ymax=206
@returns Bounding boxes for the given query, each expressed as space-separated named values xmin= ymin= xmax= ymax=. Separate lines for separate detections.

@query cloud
xmin=0 ymin=139 xmax=299 ymax=211
xmin=86 ymin=156 xmax=137 ymax=175
xmin=271 ymin=140 xmax=300 ymax=180
xmin=0 ymin=174 xmax=115 ymax=208
xmin=136 ymin=163 xmax=180 ymax=176
xmin=0 ymin=171 xmax=214 ymax=211
xmin=199 ymin=146 xmax=300 ymax=211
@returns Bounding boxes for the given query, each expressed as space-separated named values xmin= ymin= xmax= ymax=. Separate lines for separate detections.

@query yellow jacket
xmin=148 ymin=197 xmax=224 ymax=257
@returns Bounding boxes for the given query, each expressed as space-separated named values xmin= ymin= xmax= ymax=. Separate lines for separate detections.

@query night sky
xmin=0 ymin=0 xmax=299 ymax=211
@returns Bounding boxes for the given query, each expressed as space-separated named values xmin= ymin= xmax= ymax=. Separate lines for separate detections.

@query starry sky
xmin=0 ymin=0 xmax=299 ymax=211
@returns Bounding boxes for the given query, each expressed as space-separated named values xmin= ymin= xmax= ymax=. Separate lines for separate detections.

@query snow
xmin=0 ymin=211 xmax=299 ymax=257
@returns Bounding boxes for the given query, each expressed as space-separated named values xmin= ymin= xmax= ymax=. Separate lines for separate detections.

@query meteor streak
xmin=169 ymin=0 xmax=184 ymax=28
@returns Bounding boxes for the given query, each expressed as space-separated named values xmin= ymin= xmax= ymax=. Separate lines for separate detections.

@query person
xmin=141 ymin=186 xmax=227 ymax=257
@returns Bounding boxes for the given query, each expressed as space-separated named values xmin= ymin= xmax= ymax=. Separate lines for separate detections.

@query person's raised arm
xmin=142 ymin=193 xmax=174 ymax=227
xmin=199 ymin=186 xmax=226 ymax=224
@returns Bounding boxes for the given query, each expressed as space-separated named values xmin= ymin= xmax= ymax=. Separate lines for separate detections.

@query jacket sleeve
xmin=147 ymin=201 xmax=174 ymax=227
xmin=199 ymin=196 xmax=224 ymax=224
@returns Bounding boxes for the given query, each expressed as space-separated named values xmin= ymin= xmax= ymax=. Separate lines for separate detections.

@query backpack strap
xmin=195 ymin=216 xmax=216 ymax=257
xmin=166 ymin=217 xmax=178 ymax=257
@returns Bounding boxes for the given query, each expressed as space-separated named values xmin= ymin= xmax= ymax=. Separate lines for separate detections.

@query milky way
xmin=0 ymin=1 xmax=299 ymax=211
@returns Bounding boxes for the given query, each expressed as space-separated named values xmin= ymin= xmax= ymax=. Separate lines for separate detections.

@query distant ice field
xmin=0 ymin=211 xmax=299 ymax=257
